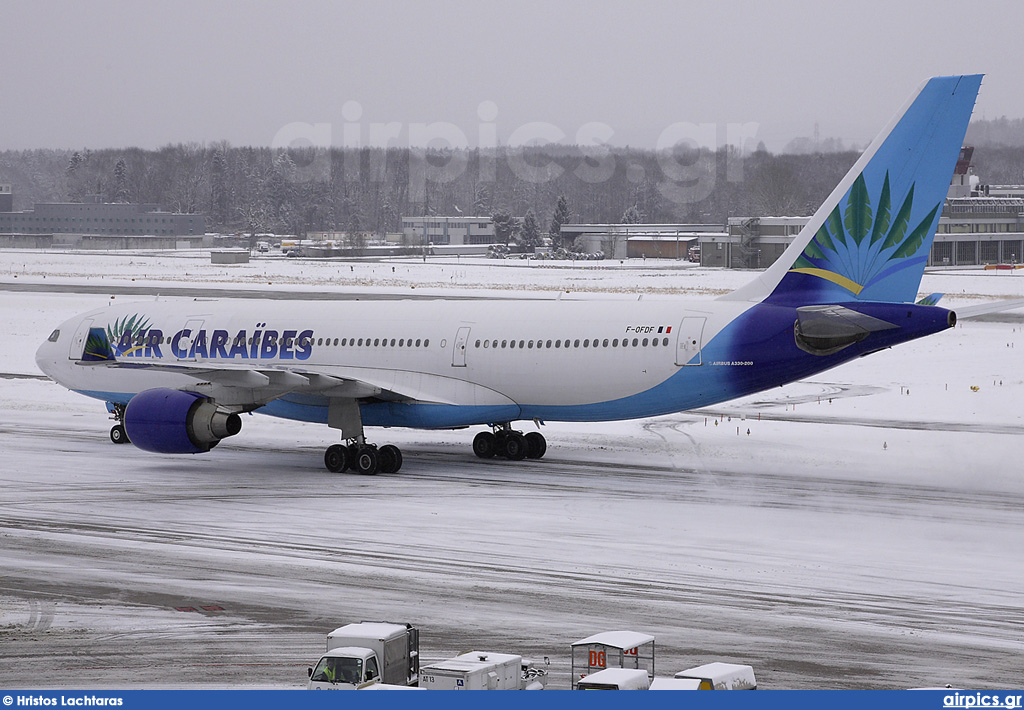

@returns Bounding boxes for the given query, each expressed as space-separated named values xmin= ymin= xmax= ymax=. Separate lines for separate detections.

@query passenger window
xmin=603 ymin=339 xmax=609 ymax=347
xmin=374 ymin=338 xmax=380 ymax=346
xmin=501 ymin=340 xmax=507 ymax=348
xmin=632 ymin=338 xmax=639 ymax=346
xmin=555 ymin=340 xmax=561 ymax=348
xmin=518 ymin=340 xmax=525 ymax=348
xmin=574 ymin=339 xmax=580 ymax=348
xmin=399 ymin=339 xmax=405 ymax=347
xmin=583 ymin=339 xmax=589 ymax=348
xmin=613 ymin=339 xmax=619 ymax=347
xmin=663 ymin=337 xmax=669 ymax=346
xmin=475 ymin=339 xmax=481 ymax=348
xmin=424 ymin=339 xmax=430 ymax=347
xmin=528 ymin=340 xmax=534 ymax=348
xmin=390 ymin=339 xmax=396 ymax=346
xmin=492 ymin=340 xmax=497 ymax=348
xmin=642 ymin=338 xmax=648 ymax=346
xmin=510 ymin=340 xmax=516 ymax=349
xmin=415 ymin=339 xmax=421 ymax=347
xmin=334 ymin=338 xmax=339 ymax=346
xmin=483 ymin=340 xmax=489 ymax=348
xmin=546 ymin=340 xmax=552 ymax=348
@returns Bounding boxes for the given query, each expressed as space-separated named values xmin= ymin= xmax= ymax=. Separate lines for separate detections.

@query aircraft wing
xmin=955 ymin=298 xmax=1024 ymax=319
xmin=98 ymin=359 xmax=517 ymax=409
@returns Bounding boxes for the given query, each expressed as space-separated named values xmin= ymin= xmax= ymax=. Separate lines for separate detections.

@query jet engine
xmin=123 ymin=388 xmax=242 ymax=454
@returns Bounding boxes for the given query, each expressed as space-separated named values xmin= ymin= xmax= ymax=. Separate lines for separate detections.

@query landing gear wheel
xmin=473 ymin=431 xmax=497 ymax=458
xmin=110 ymin=424 xmax=129 ymax=445
xmin=353 ymin=446 xmax=380 ymax=475
xmin=524 ymin=432 xmax=547 ymax=459
xmin=378 ymin=445 xmax=403 ymax=474
xmin=503 ymin=431 xmax=528 ymax=461
xmin=324 ymin=444 xmax=349 ymax=473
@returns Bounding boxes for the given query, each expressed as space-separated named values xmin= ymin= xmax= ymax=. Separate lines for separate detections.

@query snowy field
xmin=1 ymin=250 xmax=1022 ymax=690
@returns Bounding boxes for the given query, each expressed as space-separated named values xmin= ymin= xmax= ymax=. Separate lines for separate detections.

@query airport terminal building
xmin=401 ymin=216 xmax=495 ymax=245
xmin=0 ymin=185 xmax=207 ymax=249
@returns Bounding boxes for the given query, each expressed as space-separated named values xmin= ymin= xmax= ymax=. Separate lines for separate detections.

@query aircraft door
xmin=68 ymin=319 xmax=94 ymax=359
xmin=452 ymin=326 xmax=471 ymax=367
xmin=675 ymin=317 xmax=706 ymax=366
xmin=177 ymin=319 xmax=205 ymax=361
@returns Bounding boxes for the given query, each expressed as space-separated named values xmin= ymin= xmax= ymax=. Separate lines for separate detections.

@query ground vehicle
xmin=570 ymin=630 xmax=655 ymax=688
xmin=576 ymin=668 xmax=650 ymax=690
xmin=674 ymin=662 xmax=757 ymax=689
xmin=650 ymin=677 xmax=701 ymax=690
xmin=419 ymin=651 xmax=548 ymax=690
xmin=307 ymin=622 xmax=419 ymax=690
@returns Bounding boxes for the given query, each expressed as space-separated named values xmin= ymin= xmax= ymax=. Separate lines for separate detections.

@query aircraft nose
xmin=35 ymin=328 xmax=60 ymax=379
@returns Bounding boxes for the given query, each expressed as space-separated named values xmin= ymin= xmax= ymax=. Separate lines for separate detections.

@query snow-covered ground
xmin=1 ymin=250 xmax=1022 ymax=690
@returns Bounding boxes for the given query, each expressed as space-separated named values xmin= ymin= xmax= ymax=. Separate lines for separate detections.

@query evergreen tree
xmin=210 ymin=148 xmax=229 ymax=230
xmin=492 ymin=209 xmax=519 ymax=245
xmin=113 ymin=158 xmax=129 ymax=202
xmin=549 ymin=194 xmax=570 ymax=249
xmin=520 ymin=209 xmax=541 ymax=250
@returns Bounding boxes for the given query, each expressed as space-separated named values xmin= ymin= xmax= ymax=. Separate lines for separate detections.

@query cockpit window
xmin=48 ymin=329 xmax=60 ymax=343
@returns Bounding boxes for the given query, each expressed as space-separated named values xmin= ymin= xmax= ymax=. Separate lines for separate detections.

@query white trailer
xmin=420 ymin=651 xmax=524 ymax=690
xmin=575 ymin=668 xmax=650 ymax=690
xmin=675 ymin=662 xmax=757 ymax=690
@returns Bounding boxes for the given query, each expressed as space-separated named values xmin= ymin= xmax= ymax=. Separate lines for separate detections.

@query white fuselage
xmin=36 ymin=295 xmax=756 ymax=427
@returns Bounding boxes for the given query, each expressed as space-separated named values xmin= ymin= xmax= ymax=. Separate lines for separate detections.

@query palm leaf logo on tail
xmin=790 ymin=172 xmax=940 ymax=297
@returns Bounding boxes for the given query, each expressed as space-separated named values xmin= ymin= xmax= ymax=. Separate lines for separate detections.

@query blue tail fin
xmin=725 ymin=75 xmax=982 ymax=305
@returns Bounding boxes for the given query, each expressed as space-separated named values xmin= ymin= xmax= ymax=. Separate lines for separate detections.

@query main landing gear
xmin=473 ymin=425 xmax=546 ymax=461
xmin=323 ymin=399 xmax=403 ymax=475
xmin=108 ymin=403 xmax=130 ymax=445
xmin=324 ymin=440 xmax=403 ymax=475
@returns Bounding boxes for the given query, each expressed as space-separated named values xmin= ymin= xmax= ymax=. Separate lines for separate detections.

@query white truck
xmin=420 ymin=651 xmax=549 ymax=690
xmin=307 ymin=621 xmax=419 ymax=690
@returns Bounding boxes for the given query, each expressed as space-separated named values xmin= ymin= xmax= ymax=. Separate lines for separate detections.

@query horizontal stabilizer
xmin=955 ymin=298 xmax=1024 ymax=319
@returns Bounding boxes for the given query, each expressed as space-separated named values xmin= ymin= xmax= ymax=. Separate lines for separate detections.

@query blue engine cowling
xmin=124 ymin=388 xmax=242 ymax=454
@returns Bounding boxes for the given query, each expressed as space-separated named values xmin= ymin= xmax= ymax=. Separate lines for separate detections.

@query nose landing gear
xmin=108 ymin=403 xmax=130 ymax=445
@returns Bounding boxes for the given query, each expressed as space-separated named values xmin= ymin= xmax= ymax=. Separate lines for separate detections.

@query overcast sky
xmin=3 ymin=0 xmax=1022 ymax=152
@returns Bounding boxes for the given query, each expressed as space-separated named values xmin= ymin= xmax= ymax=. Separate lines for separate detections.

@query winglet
xmin=723 ymin=75 xmax=983 ymax=305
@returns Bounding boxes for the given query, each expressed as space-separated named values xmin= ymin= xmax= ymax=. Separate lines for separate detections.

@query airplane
xmin=36 ymin=74 xmax=990 ymax=474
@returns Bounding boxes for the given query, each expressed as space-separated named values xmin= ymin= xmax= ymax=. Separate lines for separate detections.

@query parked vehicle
xmin=307 ymin=622 xmax=419 ymax=690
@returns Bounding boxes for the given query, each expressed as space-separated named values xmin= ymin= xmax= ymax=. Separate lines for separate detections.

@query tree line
xmin=1 ymin=122 xmax=1020 ymax=242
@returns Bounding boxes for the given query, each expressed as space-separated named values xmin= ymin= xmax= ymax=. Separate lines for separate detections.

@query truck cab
xmin=307 ymin=647 xmax=381 ymax=690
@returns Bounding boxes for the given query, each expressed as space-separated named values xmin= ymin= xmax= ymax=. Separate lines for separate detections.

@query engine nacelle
xmin=124 ymin=388 xmax=242 ymax=454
